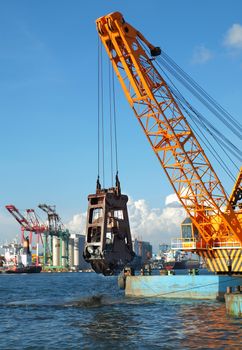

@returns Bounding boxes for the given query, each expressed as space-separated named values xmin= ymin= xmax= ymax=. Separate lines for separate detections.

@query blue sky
xmin=0 ymin=0 xmax=241 ymax=248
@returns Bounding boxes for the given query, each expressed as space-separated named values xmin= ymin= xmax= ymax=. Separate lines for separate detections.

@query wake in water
xmin=64 ymin=295 xmax=105 ymax=308
xmin=63 ymin=294 xmax=158 ymax=309
xmin=2 ymin=295 xmax=114 ymax=309
xmin=1 ymin=294 xmax=159 ymax=310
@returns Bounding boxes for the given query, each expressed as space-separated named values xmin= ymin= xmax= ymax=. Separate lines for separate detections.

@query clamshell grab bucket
xmin=83 ymin=178 xmax=134 ymax=275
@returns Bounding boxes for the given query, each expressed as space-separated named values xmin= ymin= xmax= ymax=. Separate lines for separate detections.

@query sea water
xmin=0 ymin=272 xmax=241 ymax=349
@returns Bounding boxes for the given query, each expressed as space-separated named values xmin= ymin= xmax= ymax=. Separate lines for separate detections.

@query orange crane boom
xmin=96 ymin=12 xmax=242 ymax=273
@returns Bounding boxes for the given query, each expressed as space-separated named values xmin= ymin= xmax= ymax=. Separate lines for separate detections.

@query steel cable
xmin=160 ymin=50 xmax=242 ymax=132
xmin=108 ymin=61 xmax=114 ymax=187
xmin=100 ymin=44 xmax=105 ymax=187
xmin=157 ymin=56 xmax=242 ymax=143
xmin=137 ymin=40 xmax=240 ymax=184
xmin=155 ymin=64 xmax=238 ymax=182
xmin=97 ymin=36 xmax=100 ymax=179
xmin=112 ymin=64 xmax=119 ymax=176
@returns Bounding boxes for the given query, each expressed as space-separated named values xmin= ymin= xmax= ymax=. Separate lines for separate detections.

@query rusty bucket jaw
xmin=83 ymin=178 xmax=134 ymax=276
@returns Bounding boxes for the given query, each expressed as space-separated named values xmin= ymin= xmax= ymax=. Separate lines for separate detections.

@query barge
xmin=122 ymin=272 xmax=242 ymax=300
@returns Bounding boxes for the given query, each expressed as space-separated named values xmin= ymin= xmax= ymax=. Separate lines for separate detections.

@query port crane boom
xmin=96 ymin=12 xmax=242 ymax=273
xmin=5 ymin=205 xmax=47 ymax=234
xmin=38 ymin=204 xmax=70 ymax=267
xmin=38 ymin=204 xmax=61 ymax=233
xmin=6 ymin=205 xmax=46 ymax=265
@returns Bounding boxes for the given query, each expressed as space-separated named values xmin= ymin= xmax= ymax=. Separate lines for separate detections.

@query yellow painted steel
xmin=198 ymin=249 xmax=242 ymax=273
xmin=231 ymin=249 xmax=242 ymax=272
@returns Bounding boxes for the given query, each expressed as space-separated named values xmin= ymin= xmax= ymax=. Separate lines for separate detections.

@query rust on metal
xmin=83 ymin=175 xmax=134 ymax=275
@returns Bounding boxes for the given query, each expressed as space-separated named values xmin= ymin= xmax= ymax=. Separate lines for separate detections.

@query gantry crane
xmin=5 ymin=205 xmax=46 ymax=265
xmin=38 ymin=204 xmax=70 ymax=267
xmin=95 ymin=12 xmax=242 ymax=274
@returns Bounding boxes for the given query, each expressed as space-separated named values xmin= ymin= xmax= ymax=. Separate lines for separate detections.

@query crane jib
xmin=96 ymin=12 xmax=242 ymax=248
xmin=94 ymin=12 xmax=242 ymax=275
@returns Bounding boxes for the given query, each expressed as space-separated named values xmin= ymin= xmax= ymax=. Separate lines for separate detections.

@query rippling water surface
xmin=0 ymin=272 xmax=241 ymax=349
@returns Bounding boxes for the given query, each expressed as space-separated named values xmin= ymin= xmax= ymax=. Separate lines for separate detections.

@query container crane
xmin=38 ymin=204 xmax=70 ymax=267
xmin=5 ymin=205 xmax=46 ymax=265
xmin=95 ymin=12 xmax=242 ymax=274
xmin=38 ymin=204 xmax=61 ymax=233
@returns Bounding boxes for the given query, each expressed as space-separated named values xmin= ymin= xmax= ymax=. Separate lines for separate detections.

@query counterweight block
xmin=83 ymin=184 xmax=134 ymax=276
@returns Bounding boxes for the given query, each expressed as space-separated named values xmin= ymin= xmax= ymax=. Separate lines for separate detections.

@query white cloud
xmin=165 ymin=193 xmax=180 ymax=206
xmin=224 ymin=23 xmax=242 ymax=49
xmin=192 ymin=44 xmax=213 ymax=64
xmin=0 ymin=194 xmax=186 ymax=253
xmin=67 ymin=211 xmax=87 ymax=234
xmin=128 ymin=196 xmax=185 ymax=249
xmin=65 ymin=193 xmax=186 ymax=252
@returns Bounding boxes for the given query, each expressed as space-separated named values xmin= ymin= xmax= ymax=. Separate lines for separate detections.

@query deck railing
xmin=171 ymin=238 xmax=241 ymax=250
xmin=212 ymin=241 xmax=241 ymax=249
xmin=171 ymin=238 xmax=197 ymax=250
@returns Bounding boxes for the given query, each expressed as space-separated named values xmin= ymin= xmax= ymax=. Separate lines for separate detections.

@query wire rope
xmin=97 ymin=36 xmax=100 ymax=178
xmin=156 ymin=64 xmax=238 ymax=182
xmin=100 ymin=44 xmax=105 ymax=188
xmin=108 ymin=61 xmax=114 ymax=187
xmin=160 ymin=50 xmax=242 ymax=132
xmin=138 ymin=40 xmax=240 ymax=186
xmin=167 ymin=82 xmax=241 ymax=167
xmin=157 ymin=55 xmax=242 ymax=140
xmin=112 ymin=65 xmax=119 ymax=175
xmin=97 ymin=37 xmax=119 ymax=188
xmin=138 ymin=40 xmax=241 ymax=167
